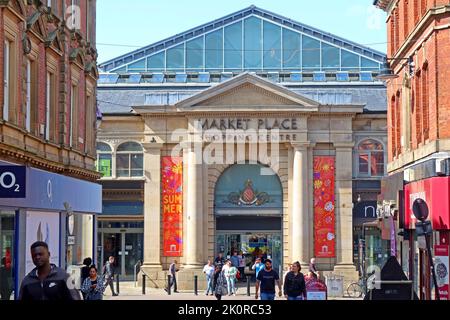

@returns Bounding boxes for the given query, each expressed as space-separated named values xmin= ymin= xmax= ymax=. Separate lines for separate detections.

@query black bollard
xmin=194 ymin=275 xmax=198 ymax=296
xmin=116 ymin=274 xmax=120 ymax=294
xmin=142 ymin=274 xmax=146 ymax=295
xmin=167 ymin=275 xmax=172 ymax=295
xmin=247 ymin=276 xmax=251 ymax=296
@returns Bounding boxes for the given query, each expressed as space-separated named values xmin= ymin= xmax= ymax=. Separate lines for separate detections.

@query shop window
xmin=0 ymin=211 xmax=15 ymax=300
xmin=116 ymin=142 xmax=144 ymax=177
xmin=96 ymin=142 xmax=112 ymax=177
xmin=357 ymin=139 xmax=385 ymax=177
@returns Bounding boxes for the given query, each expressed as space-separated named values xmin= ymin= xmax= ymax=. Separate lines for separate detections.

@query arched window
xmin=358 ymin=139 xmax=385 ymax=177
xmin=116 ymin=142 xmax=144 ymax=177
xmin=96 ymin=142 xmax=112 ymax=177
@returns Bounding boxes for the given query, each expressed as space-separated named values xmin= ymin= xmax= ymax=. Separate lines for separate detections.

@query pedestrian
xmin=214 ymin=252 xmax=225 ymax=269
xmin=80 ymin=257 xmax=92 ymax=299
xmin=238 ymin=251 xmax=246 ymax=282
xmin=252 ymin=257 xmax=264 ymax=279
xmin=18 ymin=241 xmax=81 ymax=300
xmin=103 ymin=256 xmax=118 ymax=296
xmin=230 ymin=251 xmax=239 ymax=269
xmin=203 ymin=260 xmax=215 ymax=296
xmin=81 ymin=265 xmax=106 ymax=300
xmin=255 ymin=259 xmax=282 ymax=301
xmin=0 ymin=257 xmax=13 ymax=300
xmin=214 ymin=265 xmax=228 ymax=300
xmin=283 ymin=261 xmax=307 ymax=300
xmin=165 ymin=259 xmax=179 ymax=293
xmin=225 ymin=261 xmax=238 ymax=296
xmin=309 ymin=258 xmax=319 ymax=279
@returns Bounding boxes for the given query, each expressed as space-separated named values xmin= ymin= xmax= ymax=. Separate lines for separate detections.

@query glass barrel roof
xmin=109 ymin=15 xmax=382 ymax=74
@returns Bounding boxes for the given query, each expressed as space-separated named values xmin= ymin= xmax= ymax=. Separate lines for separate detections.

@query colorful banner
xmin=162 ymin=157 xmax=183 ymax=257
xmin=313 ymin=157 xmax=336 ymax=258
xmin=434 ymin=245 xmax=449 ymax=300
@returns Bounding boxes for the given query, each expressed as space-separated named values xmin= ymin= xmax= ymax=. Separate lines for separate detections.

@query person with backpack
xmin=81 ymin=265 xmax=106 ymax=300
xmin=283 ymin=261 xmax=307 ymax=300
xmin=214 ymin=265 xmax=228 ymax=300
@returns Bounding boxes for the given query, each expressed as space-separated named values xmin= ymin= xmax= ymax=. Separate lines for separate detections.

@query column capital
xmin=291 ymin=141 xmax=312 ymax=151
xmin=333 ymin=142 xmax=355 ymax=149
xmin=142 ymin=142 xmax=164 ymax=150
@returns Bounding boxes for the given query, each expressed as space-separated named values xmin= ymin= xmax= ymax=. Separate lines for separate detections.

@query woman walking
xmin=81 ymin=266 xmax=106 ymax=300
xmin=283 ymin=261 xmax=307 ymax=300
xmin=214 ymin=266 xmax=228 ymax=300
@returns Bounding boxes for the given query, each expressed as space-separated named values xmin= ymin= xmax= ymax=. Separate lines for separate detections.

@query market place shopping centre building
xmin=96 ymin=6 xmax=388 ymax=288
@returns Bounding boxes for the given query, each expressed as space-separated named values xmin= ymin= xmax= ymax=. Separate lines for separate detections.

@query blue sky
xmin=97 ymin=0 xmax=387 ymax=64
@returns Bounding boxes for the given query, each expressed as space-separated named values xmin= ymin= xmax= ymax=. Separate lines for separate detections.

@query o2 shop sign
xmin=0 ymin=166 xmax=26 ymax=198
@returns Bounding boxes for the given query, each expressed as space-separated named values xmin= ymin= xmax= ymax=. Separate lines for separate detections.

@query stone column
xmin=183 ymin=143 xmax=203 ymax=269
xmin=333 ymin=143 xmax=358 ymax=283
xmin=291 ymin=142 xmax=310 ymax=267
xmin=142 ymin=143 xmax=164 ymax=271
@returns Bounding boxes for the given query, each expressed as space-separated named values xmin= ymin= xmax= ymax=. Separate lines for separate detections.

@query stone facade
xmin=98 ymin=73 xmax=388 ymax=289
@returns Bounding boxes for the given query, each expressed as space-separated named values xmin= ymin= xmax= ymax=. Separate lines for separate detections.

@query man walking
xmin=104 ymin=256 xmax=118 ymax=296
xmin=255 ymin=259 xmax=282 ymax=301
xmin=19 ymin=241 xmax=81 ymax=300
xmin=165 ymin=260 xmax=179 ymax=293
xmin=203 ymin=260 xmax=215 ymax=296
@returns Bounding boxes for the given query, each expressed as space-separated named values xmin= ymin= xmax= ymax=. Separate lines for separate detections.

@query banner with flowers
xmin=313 ymin=157 xmax=336 ymax=258
xmin=162 ymin=157 xmax=183 ymax=257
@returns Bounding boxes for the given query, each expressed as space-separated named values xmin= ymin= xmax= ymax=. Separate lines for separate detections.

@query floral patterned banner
xmin=162 ymin=157 xmax=183 ymax=257
xmin=313 ymin=157 xmax=336 ymax=258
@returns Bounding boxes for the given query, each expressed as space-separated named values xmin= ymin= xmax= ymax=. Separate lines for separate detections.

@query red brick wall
xmin=384 ymin=1 xmax=450 ymax=165
xmin=1 ymin=0 xmax=97 ymax=157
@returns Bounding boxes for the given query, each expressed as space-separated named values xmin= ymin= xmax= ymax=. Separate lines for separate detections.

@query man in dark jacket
xmin=103 ymin=256 xmax=118 ymax=296
xmin=19 ymin=241 xmax=80 ymax=301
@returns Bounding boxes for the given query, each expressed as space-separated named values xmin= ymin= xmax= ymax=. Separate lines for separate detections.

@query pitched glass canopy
xmin=109 ymin=15 xmax=382 ymax=74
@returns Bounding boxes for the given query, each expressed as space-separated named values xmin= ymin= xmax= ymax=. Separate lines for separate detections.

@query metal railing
xmin=134 ymin=260 xmax=142 ymax=287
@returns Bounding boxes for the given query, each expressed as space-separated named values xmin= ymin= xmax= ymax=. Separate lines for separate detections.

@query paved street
xmin=102 ymin=282 xmax=362 ymax=301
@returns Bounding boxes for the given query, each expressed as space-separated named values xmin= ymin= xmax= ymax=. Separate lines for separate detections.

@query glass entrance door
xmin=99 ymin=229 xmax=144 ymax=280
xmin=216 ymin=232 xmax=282 ymax=276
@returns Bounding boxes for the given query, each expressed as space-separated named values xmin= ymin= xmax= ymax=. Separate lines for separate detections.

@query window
xmin=341 ymin=50 xmax=359 ymax=71
xmin=70 ymin=85 xmax=78 ymax=148
xmin=3 ymin=40 xmax=10 ymax=121
xmin=166 ymin=44 xmax=184 ymax=71
xmin=147 ymin=51 xmax=165 ymax=71
xmin=422 ymin=65 xmax=429 ymax=140
xmin=224 ymin=21 xmax=242 ymax=71
xmin=358 ymin=139 xmax=385 ymax=177
xmin=186 ymin=37 xmax=204 ymax=71
xmin=96 ymin=142 xmax=112 ymax=177
xmin=415 ymin=72 xmax=422 ymax=144
xmin=403 ymin=0 xmax=409 ymax=39
xmin=283 ymin=29 xmax=301 ymax=70
xmin=45 ymin=72 xmax=51 ymax=140
xmin=302 ymin=35 xmax=320 ymax=70
xmin=263 ymin=21 xmax=281 ymax=70
xmin=321 ymin=43 xmax=340 ymax=71
xmin=205 ymin=29 xmax=223 ymax=71
xmin=244 ymin=17 xmax=262 ymax=70
xmin=116 ymin=142 xmax=144 ymax=177
xmin=26 ymin=60 xmax=31 ymax=131
xmin=85 ymin=92 xmax=95 ymax=155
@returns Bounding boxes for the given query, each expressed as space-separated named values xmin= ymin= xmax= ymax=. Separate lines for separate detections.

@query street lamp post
xmin=413 ymin=198 xmax=440 ymax=300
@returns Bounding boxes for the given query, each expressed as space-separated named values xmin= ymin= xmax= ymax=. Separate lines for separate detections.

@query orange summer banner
xmin=162 ymin=157 xmax=183 ymax=257
xmin=313 ymin=157 xmax=336 ymax=258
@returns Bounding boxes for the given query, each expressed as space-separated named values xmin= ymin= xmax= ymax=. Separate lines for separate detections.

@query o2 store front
xmin=0 ymin=161 xmax=101 ymax=300
xmin=404 ymin=176 xmax=450 ymax=300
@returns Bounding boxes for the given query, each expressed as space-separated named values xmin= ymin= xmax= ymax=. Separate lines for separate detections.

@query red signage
xmin=314 ymin=157 xmax=336 ymax=258
xmin=434 ymin=245 xmax=449 ymax=300
xmin=162 ymin=157 xmax=183 ymax=257
xmin=404 ymin=177 xmax=450 ymax=230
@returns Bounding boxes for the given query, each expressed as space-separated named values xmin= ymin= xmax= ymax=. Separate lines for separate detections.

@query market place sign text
xmin=200 ymin=118 xmax=299 ymax=131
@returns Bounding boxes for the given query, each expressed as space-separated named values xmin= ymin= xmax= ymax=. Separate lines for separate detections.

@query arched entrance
xmin=214 ymin=163 xmax=283 ymax=275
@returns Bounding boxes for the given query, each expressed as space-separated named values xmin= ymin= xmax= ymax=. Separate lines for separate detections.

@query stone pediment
xmin=176 ymin=73 xmax=319 ymax=111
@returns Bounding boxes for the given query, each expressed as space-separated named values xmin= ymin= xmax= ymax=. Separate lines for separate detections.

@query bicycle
xmin=346 ymin=272 xmax=376 ymax=298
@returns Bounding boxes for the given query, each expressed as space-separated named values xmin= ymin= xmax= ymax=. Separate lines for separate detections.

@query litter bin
xmin=325 ymin=275 xmax=344 ymax=298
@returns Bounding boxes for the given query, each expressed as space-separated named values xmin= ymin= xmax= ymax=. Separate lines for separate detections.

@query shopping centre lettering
xmin=200 ymin=118 xmax=299 ymax=131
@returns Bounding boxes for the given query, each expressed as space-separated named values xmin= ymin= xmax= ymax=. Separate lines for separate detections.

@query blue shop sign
xmin=0 ymin=166 xmax=26 ymax=198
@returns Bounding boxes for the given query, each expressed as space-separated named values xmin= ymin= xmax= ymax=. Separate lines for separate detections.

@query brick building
xmin=0 ymin=0 xmax=101 ymax=299
xmin=375 ymin=0 xmax=450 ymax=300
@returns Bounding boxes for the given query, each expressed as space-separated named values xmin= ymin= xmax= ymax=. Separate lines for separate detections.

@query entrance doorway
xmin=98 ymin=224 xmax=144 ymax=280
xmin=214 ymin=163 xmax=284 ymax=277
xmin=216 ymin=232 xmax=282 ymax=275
